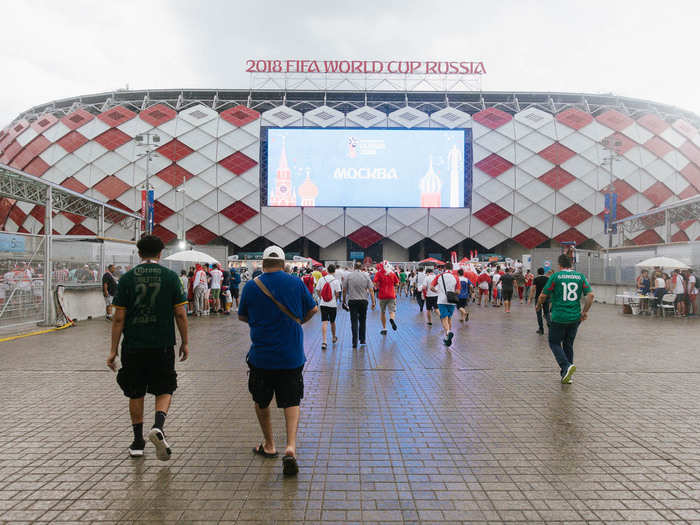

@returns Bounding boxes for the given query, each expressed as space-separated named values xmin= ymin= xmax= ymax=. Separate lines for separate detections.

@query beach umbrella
xmin=164 ymin=250 xmax=218 ymax=264
xmin=635 ymin=256 xmax=689 ymax=269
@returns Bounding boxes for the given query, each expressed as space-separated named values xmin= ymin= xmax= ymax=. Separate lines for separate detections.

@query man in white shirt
xmin=315 ymin=265 xmax=342 ymax=349
xmin=430 ymin=263 xmax=460 ymax=346
xmin=210 ymin=264 xmax=224 ymax=313
xmin=672 ymin=269 xmax=686 ymax=316
xmin=687 ymin=269 xmax=697 ymax=316
xmin=414 ymin=268 xmax=426 ymax=312
xmin=193 ymin=264 xmax=208 ymax=316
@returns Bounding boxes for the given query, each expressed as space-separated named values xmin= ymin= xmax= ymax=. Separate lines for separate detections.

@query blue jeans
xmin=536 ymin=301 xmax=550 ymax=331
xmin=548 ymin=321 xmax=579 ymax=376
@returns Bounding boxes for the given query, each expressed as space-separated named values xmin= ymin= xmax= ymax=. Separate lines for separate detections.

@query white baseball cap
xmin=262 ymin=245 xmax=285 ymax=261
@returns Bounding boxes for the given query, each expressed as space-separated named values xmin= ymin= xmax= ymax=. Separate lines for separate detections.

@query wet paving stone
xmin=0 ymin=298 xmax=698 ymax=523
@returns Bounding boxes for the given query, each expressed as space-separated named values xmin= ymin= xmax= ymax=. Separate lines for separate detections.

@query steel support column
xmin=98 ymin=206 xmax=105 ymax=277
xmin=664 ymin=210 xmax=671 ymax=243
xmin=42 ymin=186 xmax=53 ymax=326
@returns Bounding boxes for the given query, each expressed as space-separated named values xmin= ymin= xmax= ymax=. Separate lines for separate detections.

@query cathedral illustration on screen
xmin=270 ymin=137 xmax=297 ymax=206
xmin=419 ymin=146 xmax=461 ymax=208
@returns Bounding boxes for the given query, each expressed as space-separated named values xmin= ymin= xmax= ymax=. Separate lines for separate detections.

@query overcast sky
xmin=2 ymin=0 xmax=699 ymax=125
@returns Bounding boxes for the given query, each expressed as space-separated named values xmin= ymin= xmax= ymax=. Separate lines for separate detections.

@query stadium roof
xmin=8 ymin=89 xmax=700 ymax=129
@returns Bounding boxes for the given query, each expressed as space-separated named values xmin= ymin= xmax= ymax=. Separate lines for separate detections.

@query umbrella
xmin=635 ymin=256 xmax=690 ymax=270
xmin=308 ymin=258 xmax=323 ymax=267
xmin=164 ymin=249 xmax=219 ymax=264
xmin=419 ymin=257 xmax=445 ymax=265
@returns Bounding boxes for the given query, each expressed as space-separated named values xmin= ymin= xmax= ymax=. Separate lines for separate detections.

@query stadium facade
xmin=1 ymin=89 xmax=700 ymax=261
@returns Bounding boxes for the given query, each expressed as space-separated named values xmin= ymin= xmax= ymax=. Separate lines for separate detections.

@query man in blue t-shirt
xmin=238 ymin=245 xmax=317 ymax=476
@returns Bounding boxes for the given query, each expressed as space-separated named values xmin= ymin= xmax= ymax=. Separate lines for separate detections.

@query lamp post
xmin=135 ymin=132 xmax=161 ymax=234
xmin=176 ymin=175 xmax=187 ymax=250
xmin=601 ymin=137 xmax=622 ymax=248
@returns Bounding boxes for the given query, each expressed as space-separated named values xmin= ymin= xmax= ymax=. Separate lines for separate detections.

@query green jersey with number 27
xmin=113 ymin=263 xmax=187 ymax=349
xmin=543 ymin=269 xmax=592 ymax=324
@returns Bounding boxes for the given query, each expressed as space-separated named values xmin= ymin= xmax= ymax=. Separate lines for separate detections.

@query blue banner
xmin=147 ymin=189 xmax=154 ymax=233
xmin=350 ymin=251 xmax=364 ymax=260
xmin=0 ymin=233 xmax=26 ymax=252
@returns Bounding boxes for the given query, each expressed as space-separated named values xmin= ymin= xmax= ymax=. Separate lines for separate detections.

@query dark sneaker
xmin=561 ymin=364 xmax=576 ymax=384
xmin=446 ymin=332 xmax=454 ymax=346
xmin=148 ymin=428 xmax=172 ymax=461
xmin=129 ymin=439 xmax=145 ymax=457
xmin=380 ymin=329 xmax=387 ymax=335
xmin=359 ymin=340 xmax=366 ymax=345
xmin=389 ymin=319 xmax=397 ymax=331
xmin=536 ymin=329 xmax=544 ymax=334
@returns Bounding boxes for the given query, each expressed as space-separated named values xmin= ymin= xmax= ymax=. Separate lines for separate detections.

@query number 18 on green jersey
xmin=544 ymin=270 xmax=592 ymax=324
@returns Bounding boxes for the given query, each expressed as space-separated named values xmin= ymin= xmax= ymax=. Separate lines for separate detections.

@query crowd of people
xmin=637 ymin=267 xmax=697 ymax=316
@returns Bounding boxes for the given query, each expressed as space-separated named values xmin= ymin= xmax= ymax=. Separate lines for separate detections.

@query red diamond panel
xmin=68 ymin=223 xmax=95 ymax=236
xmin=557 ymin=204 xmax=592 ymax=227
xmin=472 ymin=107 xmax=512 ymax=130
xmin=633 ymin=229 xmax=663 ymax=246
xmin=156 ymin=164 xmax=194 ymax=187
xmin=31 ymin=114 xmax=58 ymax=134
xmin=672 ymin=119 xmax=698 ymax=139
xmin=554 ymin=228 xmax=588 ymax=246
xmin=348 ymin=226 xmax=383 ymax=249
xmin=157 ymin=140 xmax=194 ymax=162
xmin=680 ymin=163 xmax=700 ymax=191
xmin=538 ymin=142 xmax=576 ymax=165
xmin=539 ymin=167 xmax=575 ymax=190
xmin=140 ymin=104 xmax=177 ymax=127
xmin=679 ymin=140 xmax=700 ymax=166
xmin=643 ymin=181 xmax=673 ymax=207
xmin=219 ymin=151 xmax=257 ymax=175
xmin=8 ymin=204 xmax=27 ymax=226
xmin=671 ymin=230 xmax=689 ymax=242
xmin=596 ymin=110 xmax=634 ymax=132
xmin=107 ymin=199 xmax=134 ymax=213
xmin=23 ymin=157 xmax=50 ymax=177
xmin=678 ymin=220 xmax=695 ymax=231
xmin=637 ymin=114 xmax=669 ymax=135
xmin=644 ymin=136 xmax=674 ymax=158
xmin=612 ymin=179 xmax=637 ymax=202
xmin=679 ymin=185 xmax=699 ymax=199
xmin=0 ymin=198 xmax=14 ymax=225
xmin=10 ymin=136 xmax=51 ymax=170
xmin=220 ymin=105 xmax=260 ymax=127
xmin=186 ymin=225 xmax=217 ymax=245
xmin=62 ymin=212 xmax=85 ymax=224
xmin=603 ymin=132 xmax=636 ymax=154
xmin=597 ymin=203 xmax=632 ymax=221
xmin=513 ymin=227 xmax=549 ymax=249
xmin=475 ymin=153 xmax=513 ymax=177
xmin=29 ymin=205 xmax=46 ymax=223
xmin=556 ymin=108 xmax=593 ymax=130
xmin=94 ymin=128 xmax=131 ymax=151
xmin=93 ymin=176 xmax=131 ymax=200
xmin=56 ymin=131 xmax=88 ymax=153
xmin=98 ymin=106 xmax=136 ymax=127
xmin=0 ymin=141 xmax=22 ymax=164
xmin=472 ymin=203 xmax=511 ymax=227
xmin=61 ymin=109 xmax=94 ymax=131
xmin=153 ymin=201 xmax=175 ymax=223
xmin=221 ymin=201 xmax=258 ymax=225
xmin=61 ymin=177 xmax=89 ymax=193
xmin=152 ymin=224 xmax=177 ymax=244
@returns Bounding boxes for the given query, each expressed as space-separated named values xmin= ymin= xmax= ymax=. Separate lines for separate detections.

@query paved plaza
xmin=0 ymin=298 xmax=699 ymax=524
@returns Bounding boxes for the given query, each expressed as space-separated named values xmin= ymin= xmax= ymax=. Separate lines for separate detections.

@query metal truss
xmin=613 ymin=194 xmax=700 ymax=235
xmin=8 ymin=89 xmax=700 ymax=129
xmin=0 ymin=163 xmax=141 ymax=229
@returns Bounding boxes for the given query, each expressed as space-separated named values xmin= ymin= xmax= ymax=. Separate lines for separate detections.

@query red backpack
xmin=320 ymin=277 xmax=335 ymax=302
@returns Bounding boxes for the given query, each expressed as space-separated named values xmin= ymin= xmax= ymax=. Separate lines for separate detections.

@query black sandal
xmin=321 ymin=343 xmax=327 ymax=350
xmin=282 ymin=454 xmax=299 ymax=476
xmin=253 ymin=444 xmax=278 ymax=458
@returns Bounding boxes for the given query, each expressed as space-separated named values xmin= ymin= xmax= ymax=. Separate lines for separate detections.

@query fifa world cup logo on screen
xmin=347 ymin=137 xmax=358 ymax=158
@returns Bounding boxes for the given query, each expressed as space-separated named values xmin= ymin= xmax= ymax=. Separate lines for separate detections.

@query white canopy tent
xmin=164 ymin=250 xmax=219 ymax=264
xmin=635 ymin=256 xmax=690 ymax=270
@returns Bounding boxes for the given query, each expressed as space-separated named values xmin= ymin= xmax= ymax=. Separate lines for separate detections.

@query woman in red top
xmin=523 ymin=271 xmax=534 ymax=304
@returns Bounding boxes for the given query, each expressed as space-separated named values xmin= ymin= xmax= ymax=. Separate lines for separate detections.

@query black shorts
xmin=675 ymin=294 xmax=686 ymax=305
xmin=117 ymin=347 xmax=177 ymax=399
xmin=426 ymin=296 xmax=438 ymax=310
xmin=231 ymin=286 xmax=239 ymax=299
xmin=320 ymin=305 xmax=338 ymax=322
xmin=457 ymin=298 xmax=468 ymax=308
xmin=247 ymin=363 xmax=304 ymax=409
xmin=503 ymin=289 xmax=513 ymax=301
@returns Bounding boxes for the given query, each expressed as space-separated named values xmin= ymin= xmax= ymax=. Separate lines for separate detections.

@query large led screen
xmin=262 ymin=127 xmax=472 ymax=208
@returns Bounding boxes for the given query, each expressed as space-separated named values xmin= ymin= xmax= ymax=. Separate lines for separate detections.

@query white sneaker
xmin=148 ymin=428 xmax=171 ymax=461
xmin=561 ymin=364 xmax=576 ymax=384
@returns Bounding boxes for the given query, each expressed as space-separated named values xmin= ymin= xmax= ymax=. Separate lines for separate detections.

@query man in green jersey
xmin=536 ymin=254 xmax=594 ymax=384
xmin=108 ymin=235 xmax=189 ymax=459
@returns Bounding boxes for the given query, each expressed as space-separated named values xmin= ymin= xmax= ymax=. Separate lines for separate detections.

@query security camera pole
xmin=135 ymin=132 xmax=161 ymax=235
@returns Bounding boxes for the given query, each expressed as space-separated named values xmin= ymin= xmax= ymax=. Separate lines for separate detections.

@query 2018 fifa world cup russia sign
xmin=246 ymin=59 xmax=486 ymax=75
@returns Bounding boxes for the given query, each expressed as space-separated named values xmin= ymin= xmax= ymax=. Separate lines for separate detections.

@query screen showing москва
xmin=264 ymin=127 xmax=470 ymax=208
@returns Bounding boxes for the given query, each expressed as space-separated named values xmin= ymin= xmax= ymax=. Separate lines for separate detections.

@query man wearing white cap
xmin=238 ymin=245 xmax=317 ymax=476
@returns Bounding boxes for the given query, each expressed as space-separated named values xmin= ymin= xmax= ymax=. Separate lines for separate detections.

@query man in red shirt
xmin=373 ymin=263 xmax=399 ymax=335
xmin=476 ymin=270 xmax=491 ymax=307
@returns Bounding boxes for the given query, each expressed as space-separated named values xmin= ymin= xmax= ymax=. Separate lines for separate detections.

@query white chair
xmin=660 ymin=294 xmax=676 ymax=317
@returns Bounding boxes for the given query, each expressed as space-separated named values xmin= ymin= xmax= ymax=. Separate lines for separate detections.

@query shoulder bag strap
xmin=254 ymin=277 xmax=302 ymax=325
xmin=441 ymin=273 xmax=448 ymax=295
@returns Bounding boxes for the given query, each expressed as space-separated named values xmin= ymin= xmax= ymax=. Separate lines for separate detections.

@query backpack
xmin=320 ymin=277 xmax=335 ymax=302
